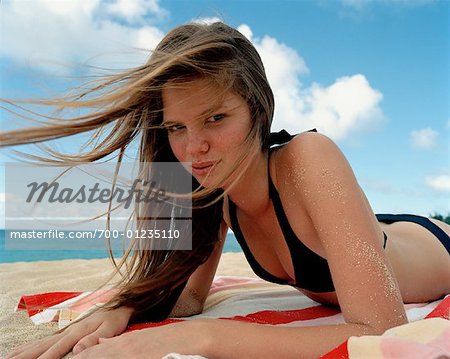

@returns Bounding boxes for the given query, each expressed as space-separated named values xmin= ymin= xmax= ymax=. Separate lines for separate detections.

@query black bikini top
xmin=228 ymin=129 xmax=387 ymax=293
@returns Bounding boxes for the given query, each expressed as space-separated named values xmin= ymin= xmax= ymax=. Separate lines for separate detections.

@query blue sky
xmin=0 ymin=0 xmax=449 ymax=221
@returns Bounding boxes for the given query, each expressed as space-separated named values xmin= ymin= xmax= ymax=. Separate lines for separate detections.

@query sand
xmin=0 ymin=253 xmax=257 ymax=357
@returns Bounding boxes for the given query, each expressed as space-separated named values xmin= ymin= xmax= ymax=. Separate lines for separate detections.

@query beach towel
xmin=15 ymin=276 xmax=450 ymax=358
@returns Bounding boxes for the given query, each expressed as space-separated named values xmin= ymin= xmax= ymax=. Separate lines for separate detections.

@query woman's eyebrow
xmin=163 ymin=104 xmax=226 ymax=125
xmin=161 ymin=120 xmax=179 ymax=126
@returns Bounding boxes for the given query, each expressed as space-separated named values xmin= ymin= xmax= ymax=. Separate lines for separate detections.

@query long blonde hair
xmin=0 ymin=22 xmax=275 ymax=322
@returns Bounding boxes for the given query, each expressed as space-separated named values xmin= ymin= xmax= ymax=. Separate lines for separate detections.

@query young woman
xmin=4 ymin=22 xmax=450 ymax=359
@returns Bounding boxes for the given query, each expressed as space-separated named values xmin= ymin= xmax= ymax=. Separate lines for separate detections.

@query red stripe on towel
xmin=425 ymin=295 xmax=450 ymax=319
xmin=221 ymin=305 xmax=340 ymax=325
xmin=320 ymin=341 xmax=349 ymax=359
xmin=17 ymin=292 xmax=83 ymax=317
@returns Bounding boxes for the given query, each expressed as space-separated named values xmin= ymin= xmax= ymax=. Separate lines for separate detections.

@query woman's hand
xmin=72 ymin=319 xmax=211 ymax=359
xmin=6 ymin=306 xmax=134 ymax=359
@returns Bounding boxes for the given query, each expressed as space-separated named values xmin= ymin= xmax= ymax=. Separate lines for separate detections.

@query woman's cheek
xmin=168 ymin=137 xmax=184 ymax=162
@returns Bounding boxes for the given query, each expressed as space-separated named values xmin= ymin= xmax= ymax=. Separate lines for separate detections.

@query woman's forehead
xmin=163 ymin=77 xmax=225 ymax=100
xmin=162 ymin=80 xmax=245 ymax=121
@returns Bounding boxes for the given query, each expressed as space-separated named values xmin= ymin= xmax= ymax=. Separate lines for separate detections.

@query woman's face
xmin=162 ymin=78 xmax=253 ymax=188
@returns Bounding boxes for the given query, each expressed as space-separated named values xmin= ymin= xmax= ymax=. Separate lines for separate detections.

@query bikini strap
xmin=267 ymin=129 xmax=302 ymax=239
xmin=269 ymin=129 xmax=295 ymax=146
xmin=269 ymin=128 xmax=317 ymax=147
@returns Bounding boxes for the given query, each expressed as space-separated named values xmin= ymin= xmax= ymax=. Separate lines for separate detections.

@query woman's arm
xmin=170 ymin=220 xmax=227 ymax=317
xmin=284 ymin=132 xmax=407 ymax=331
xmin=201 ymin=318 xmax=379 ymax=358
xmin=73 ymin=317 xmax=379 ymax=359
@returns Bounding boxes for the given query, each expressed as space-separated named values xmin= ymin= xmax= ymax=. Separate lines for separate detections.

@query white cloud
xmin=298 ymin=75 xmax=384 ymax=140
xmin=237 ymin=24 xmax=253 ymax=41
xmin=0 ymin=0 xmax=166 ymax=73
xmin=244 ymin=28 xmax=384 ymax=141
xmin=410 ymin=128 xmax=439 ymax=149
xmin=425 ymin=175 xmax=450 ymax=192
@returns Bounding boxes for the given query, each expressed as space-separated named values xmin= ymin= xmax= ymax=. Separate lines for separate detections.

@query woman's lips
xmin=191 ymin=161 xmax=218 ymax=176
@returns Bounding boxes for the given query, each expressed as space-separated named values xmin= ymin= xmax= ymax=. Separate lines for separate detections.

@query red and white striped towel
xmin=15 ymin=276 xmax=450 ymax=358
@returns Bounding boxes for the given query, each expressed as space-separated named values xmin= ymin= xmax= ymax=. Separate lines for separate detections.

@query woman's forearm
xmin=201 ymin=319 xmax=386 ymax=359
xmin=169 ymin=287 xmax=203 ymax=317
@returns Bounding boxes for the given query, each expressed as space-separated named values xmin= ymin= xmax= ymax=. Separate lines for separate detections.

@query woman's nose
xmin=186 ymin=131 xmax=210 ymax=156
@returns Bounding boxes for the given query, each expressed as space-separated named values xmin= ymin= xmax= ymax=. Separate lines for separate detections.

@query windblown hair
xmin=0 ymin=22 xmax=275 ymax=322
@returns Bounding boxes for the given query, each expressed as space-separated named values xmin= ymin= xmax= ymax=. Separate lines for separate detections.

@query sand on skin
xmin=0 ymin=253 xmax=258 ymax=357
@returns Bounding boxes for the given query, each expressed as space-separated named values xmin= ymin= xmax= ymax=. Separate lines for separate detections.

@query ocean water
xmin=0 ymin=230 xmax=242 ymax=263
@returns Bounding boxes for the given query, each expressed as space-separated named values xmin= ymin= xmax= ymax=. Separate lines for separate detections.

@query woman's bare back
xmin=380 ymin=219 xmax=450 ymax=303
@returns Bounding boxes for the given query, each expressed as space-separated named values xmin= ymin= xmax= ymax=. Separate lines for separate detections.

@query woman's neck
xmin=226 ymin=150 xmax=272 ymax=217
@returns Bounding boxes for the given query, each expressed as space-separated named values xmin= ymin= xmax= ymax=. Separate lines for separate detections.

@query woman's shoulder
xmin=272 ymin=131 xmax=354 ymax=202
xmin=274 ymin=131 xmax=341 ymax=173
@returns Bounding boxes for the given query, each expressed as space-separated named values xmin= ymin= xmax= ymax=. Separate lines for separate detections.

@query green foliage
xmin=430 ymin=213 xmax=450 ymax=225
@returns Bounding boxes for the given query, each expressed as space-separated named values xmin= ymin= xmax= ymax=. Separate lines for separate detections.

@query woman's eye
xmin=209 ymin=114 xmax=225 ymax=122
xmin=167 ymin=124 xmax=185 ymax=133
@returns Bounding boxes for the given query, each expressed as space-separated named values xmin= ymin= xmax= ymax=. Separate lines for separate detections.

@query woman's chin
xmin=197 ymin=177 xmax=217 ymax=189
xmin=195 ymin=174 xmax=226 ymax=190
